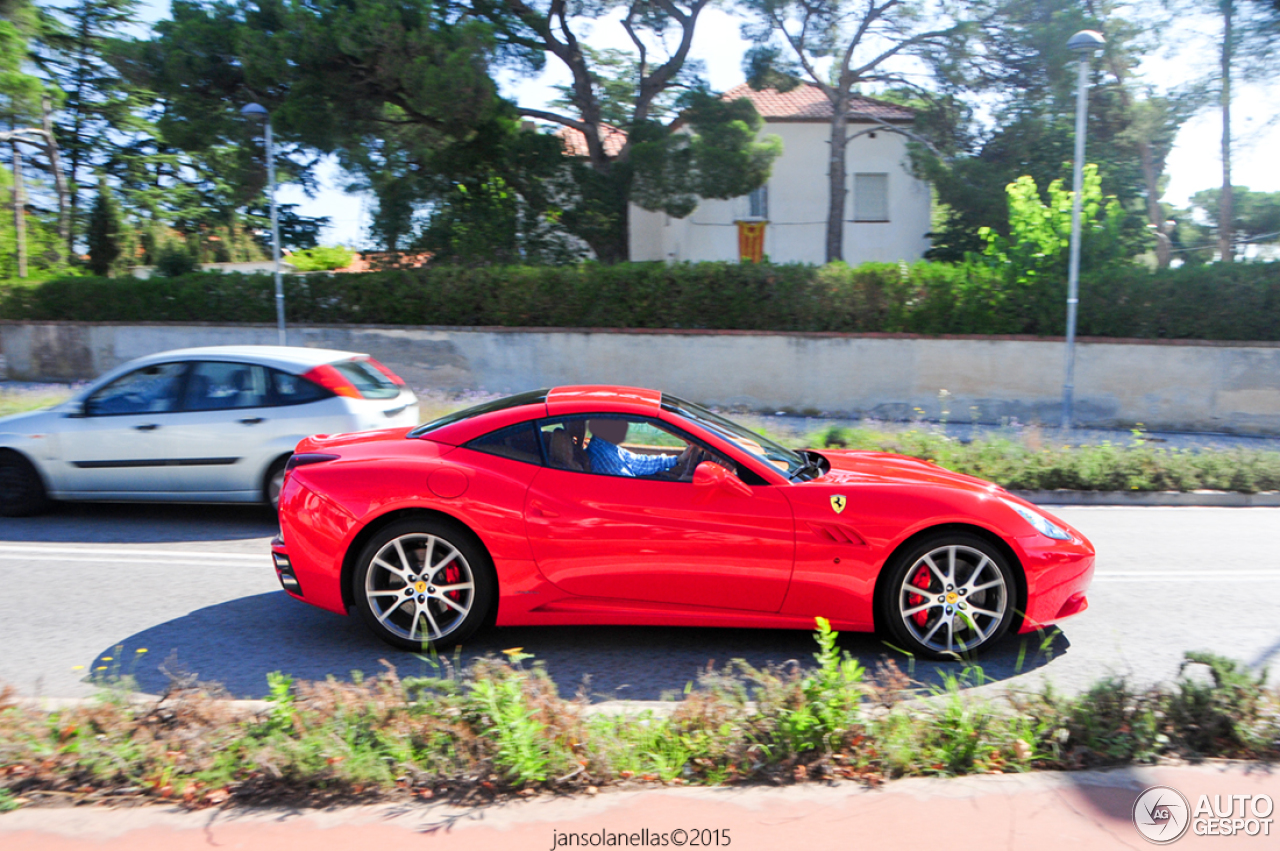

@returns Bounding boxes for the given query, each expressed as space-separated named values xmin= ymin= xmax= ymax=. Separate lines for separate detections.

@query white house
xmin=629 ymin=84 xmax=933 ymax=265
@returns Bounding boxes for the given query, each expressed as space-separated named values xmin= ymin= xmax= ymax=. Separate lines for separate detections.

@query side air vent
xmin=807 ymin=523 xmax=867 ymax=546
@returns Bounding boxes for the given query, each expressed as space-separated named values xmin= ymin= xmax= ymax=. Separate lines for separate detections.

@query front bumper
xmin=1016 ymin=534 xmax=1096 ymax=633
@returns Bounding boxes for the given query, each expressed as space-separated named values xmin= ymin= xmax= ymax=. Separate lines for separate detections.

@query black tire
xmin=351 ymin=518 xmax=495 ymax=650
xmin=0 ymin=450 xmax=50 ymax=517
xmin=264 ymin=455 xmax=290 ymax=511
xmin=880 ymin=531 xmax=1017 ymax=659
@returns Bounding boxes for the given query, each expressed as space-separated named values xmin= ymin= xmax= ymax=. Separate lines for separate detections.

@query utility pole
xmin=1062 ymin=30 xmax=1105 ymax=431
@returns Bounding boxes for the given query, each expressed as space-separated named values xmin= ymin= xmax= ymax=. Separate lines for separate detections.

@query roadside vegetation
xmin=2 ymin=623 xmax=1277 ymax=809
xmin=806 ymin=424 xmax=1280 ymax=494
xmin=4 ymin=261 xmax=1280 ymax=341
xmin=0 ymin=384 xmax=72 ymax=418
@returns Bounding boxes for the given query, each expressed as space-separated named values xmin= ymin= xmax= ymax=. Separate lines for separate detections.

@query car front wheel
xmin=352 ymin=519 xmax=494 ymax=650
xmin=0 ymin=450 xmax=50 ymax=517
xmin=881 ymin=532 xmax=1016 ymax=659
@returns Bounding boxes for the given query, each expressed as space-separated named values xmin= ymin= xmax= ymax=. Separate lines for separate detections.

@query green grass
xmin=0 ymin=386 xmax=73 ymax=418
xmin=2 ymin=625 xmax=1279 ymax=809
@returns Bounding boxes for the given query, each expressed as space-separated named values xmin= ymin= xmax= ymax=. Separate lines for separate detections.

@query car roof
xmin=116 ymin=346 xmax=369 ymax=373
xmin=418 ymin=385 xmax=665 ymax=446
xmin=546 ymin=385 xmax=662 ymax=416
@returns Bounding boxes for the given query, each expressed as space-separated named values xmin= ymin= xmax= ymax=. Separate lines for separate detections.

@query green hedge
xmin=2 ymin=261 xmax=1278 ymax=339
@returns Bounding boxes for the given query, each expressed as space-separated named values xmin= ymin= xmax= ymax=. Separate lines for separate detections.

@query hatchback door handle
xmin=239 ymin=417 xmax=265 ymax=425
xmin=134 ymin=423 xmax=160 ymax=431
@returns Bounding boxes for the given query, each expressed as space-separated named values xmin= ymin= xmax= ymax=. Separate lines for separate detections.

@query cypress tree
xmin=85 ymin=181 xmax=121 ymax=275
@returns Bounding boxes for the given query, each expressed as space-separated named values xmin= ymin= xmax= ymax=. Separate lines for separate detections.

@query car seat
xmin=548 ymin=429 xmax=581 ymax=471
xmin=565 ymin=420 xmax=591 ymax=472
xmin=186 ymin=373 xmax=213 ymax=410
xmin=230 ymin=369 xmax=259 ymax=408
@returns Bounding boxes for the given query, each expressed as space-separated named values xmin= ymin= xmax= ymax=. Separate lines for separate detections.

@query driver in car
xmin=586 ymin=418 xmax=701 ymax=478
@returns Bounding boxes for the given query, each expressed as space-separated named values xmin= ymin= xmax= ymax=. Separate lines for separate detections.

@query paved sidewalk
xmin=4 ymin=763 xmax=1278 ymax=850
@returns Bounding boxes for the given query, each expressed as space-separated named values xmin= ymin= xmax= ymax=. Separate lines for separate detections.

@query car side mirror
xmin=692 ymin=461 xmax=752 ymax=498
xmin=64 ymin=400 xmax=86 ymax=418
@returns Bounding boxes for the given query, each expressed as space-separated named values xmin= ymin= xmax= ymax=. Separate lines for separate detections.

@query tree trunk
xmin=11 ymin=140 xmax=27 ymax=278
xmin=825 ymin=94 xmax=849 ymax=264
xmin=1219 ymin=0 xmax=1234 ymax=262
xmin=41 ymin=95 xmax=70 ymax=262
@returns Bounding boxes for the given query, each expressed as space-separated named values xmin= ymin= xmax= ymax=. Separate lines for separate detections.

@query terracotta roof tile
xmin=721 ymin=83 xmax=915 ymax=122
xmin=552 ymin=83 xmax=912 ymax=157
xmin=556 ymin=124 xmax=628 ymax=157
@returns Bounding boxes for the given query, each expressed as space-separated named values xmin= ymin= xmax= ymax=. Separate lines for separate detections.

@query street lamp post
xmin=1061 ymin=30 xmax=1105 ymax=431
xmin=241 ymin=102 xmax=286 ymax=346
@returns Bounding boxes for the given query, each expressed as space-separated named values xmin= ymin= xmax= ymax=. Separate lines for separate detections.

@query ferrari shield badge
xmin=830 ymin=495 xmax=847 ymax=514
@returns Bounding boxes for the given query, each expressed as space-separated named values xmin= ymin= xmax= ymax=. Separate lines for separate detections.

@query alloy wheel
xmin=362 ymin=533 xmax=476 ymax=643
xmin=896 ymin=544 xmax=1009 ymax=655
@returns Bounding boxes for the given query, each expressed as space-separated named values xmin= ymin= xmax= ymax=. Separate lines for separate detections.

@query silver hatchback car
xmin=0 ymin=346 xmax=419 ymax=515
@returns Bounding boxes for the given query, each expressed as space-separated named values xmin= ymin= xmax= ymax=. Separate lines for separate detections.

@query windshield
xmin=409 ymin=389 xmax=548 ymax=437
xmin=661 ymin=395 xmax=808 ymax=479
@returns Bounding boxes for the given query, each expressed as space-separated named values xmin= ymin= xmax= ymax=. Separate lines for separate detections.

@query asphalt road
xmin=1 ymin=504 xmax=1277 ymax=701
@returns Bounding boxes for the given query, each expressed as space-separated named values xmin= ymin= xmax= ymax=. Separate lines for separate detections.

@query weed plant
xmin=3 ymin=623 xmax=1279 ymax=809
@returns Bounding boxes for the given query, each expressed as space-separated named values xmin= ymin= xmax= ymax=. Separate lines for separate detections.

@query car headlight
xmin=1002 ymin=500 xmax=1072 ymax=540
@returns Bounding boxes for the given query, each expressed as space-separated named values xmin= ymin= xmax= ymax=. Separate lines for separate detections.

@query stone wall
xmin=3 ymin=321 xmax=1279 ymax=434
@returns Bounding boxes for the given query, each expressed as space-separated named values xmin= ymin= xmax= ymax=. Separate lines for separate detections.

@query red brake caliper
xmin=908 ymin=566 xmax=932 ymax=627
xmin=443 ymin=564 xmax=461 ymax=604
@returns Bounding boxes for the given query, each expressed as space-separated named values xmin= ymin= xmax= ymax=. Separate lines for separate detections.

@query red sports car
xmin=273 ymin=386 xmax=1094 ymax=659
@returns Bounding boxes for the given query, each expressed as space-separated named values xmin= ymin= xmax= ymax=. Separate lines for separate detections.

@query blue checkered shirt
xmin=586 ymin=438 xmax=679 ymax=477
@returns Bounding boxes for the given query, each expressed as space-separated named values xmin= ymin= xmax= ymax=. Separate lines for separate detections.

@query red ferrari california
xmin=272 ymin=386 xmax=1094 ymax=658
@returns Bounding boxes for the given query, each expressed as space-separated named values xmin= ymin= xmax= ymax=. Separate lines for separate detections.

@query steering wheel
xmin=676 ymin=446 xmax=713 ymax=480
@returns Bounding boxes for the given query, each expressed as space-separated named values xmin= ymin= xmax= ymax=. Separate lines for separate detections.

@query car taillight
xmin=300 ymin=364 xmax=362 ymax=399
xmin=364 ymin=358 xmax=407 ymax=386
xmin=285 ymin=453 xmax=340 ymax=472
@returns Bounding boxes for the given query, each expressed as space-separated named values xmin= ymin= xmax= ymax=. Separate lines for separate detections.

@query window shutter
xmin=854 ymin=173 xmax=889 ymax=222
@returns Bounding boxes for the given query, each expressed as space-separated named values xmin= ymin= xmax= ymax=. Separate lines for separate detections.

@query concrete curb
xmin=1014 ymin=489 xmax=1280 ymax=507
xmin=14 ymin=695 xmax=679 ymax=717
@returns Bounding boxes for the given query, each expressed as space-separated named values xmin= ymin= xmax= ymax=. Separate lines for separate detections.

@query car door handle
xmin=529 ymin=502 xmax=560 ymax=519
xmin=134 ymin=423 xmax=160 ymax=431
xmin=238 ymin=417 xmax=266 ymax=425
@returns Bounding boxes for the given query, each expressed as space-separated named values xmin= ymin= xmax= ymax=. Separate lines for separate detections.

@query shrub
xmin=2 ymin=261 xmax=1277 ymax=340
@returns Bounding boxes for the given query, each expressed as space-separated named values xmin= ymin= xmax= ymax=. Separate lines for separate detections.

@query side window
xmin=270 ymin=368 xmax=331 ymax=406
xmin=85 ymin=362 xmax=186 ymax=416
xmin=539 ymin=414 xmax=735 ymax=481
xmin=181 ymin=362 xmax=269 ymax=411
xmin=465 ymin=422 xmax=542 ymax=465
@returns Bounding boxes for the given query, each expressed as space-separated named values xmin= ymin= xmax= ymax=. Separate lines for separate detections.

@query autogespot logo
xmin=1133 ymin=786 xmax=1191 ymax=844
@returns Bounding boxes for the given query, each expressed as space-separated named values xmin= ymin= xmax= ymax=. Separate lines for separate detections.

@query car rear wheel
xmin=0 ymin=450 xmax=50 ymax=517
xmin=352 ymin=519 xmax=494 ymax=650
xmin=881 ymin=532 xmax=1016 ymax=659
xmin=264 ymin=455 xmax=290 ymax=511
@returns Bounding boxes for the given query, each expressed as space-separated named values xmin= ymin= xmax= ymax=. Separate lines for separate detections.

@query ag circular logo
xmin=1134 ymin=785 xmax=1191 ymax=844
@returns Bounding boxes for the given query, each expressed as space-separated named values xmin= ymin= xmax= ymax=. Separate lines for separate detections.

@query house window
xmin=748 ymin=184 xmax=768 ymax=220
xmin=853 ymin=173 xmax=889 ymax=222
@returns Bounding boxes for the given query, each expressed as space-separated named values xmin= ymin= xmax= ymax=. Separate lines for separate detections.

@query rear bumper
xmin=271 ymin=479 xmax=355 ymax=615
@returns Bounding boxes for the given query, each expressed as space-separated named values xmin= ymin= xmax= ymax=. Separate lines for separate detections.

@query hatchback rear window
xmin=332 ymin=359 xmax=401 ymax=400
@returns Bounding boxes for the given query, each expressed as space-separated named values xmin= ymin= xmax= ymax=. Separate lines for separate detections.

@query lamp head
xmin=241 ymin=102 xmax=269 ymax=119
xmin=1067 ymin=30 xmax=1106 ymax=53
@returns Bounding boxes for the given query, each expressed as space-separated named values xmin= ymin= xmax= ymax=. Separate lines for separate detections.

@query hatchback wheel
xmin=0 ymin=450 xmax=50 ymax=517
xmin=352 ymin=519 xmax=494 ymax=650
xmin=881 ymin=532 xmax=1016 ymax=659
xmin=264 ymin=456 xmax=289 ymax=511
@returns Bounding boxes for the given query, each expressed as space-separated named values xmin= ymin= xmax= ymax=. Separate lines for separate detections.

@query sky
xmin=123 ymin=2 xmax=1280 ymax=249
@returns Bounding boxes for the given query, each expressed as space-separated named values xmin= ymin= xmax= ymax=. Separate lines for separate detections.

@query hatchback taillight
xmin=300 ymin=364 xmax=362 ymax=399
xmin=364 ymin=358 xmax=407 ymax=386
